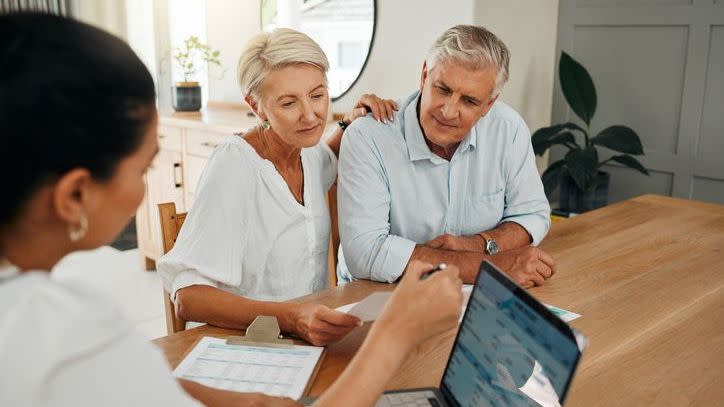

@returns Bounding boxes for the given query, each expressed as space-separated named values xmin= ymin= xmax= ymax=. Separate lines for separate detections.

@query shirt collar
xmin=401 ymin=91 xmax=478 ymax=162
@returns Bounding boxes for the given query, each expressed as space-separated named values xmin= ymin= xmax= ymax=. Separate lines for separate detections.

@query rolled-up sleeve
xmin=337 ymin=124 xmax=415 ymax=283
xmin=157 ymin=139 xmax=250 ymax=300
xmin=501 ymin=121 xmax=551 ymax=246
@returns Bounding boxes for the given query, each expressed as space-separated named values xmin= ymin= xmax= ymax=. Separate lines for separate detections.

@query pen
xmin=421 ymin=263 xmax=447 ymax=280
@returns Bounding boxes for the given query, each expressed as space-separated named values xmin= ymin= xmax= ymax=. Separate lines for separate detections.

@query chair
xmin=327 ymin=183 xmax=340 ymax=287
xmin=157 ymin=202 xmax=188 ymax=335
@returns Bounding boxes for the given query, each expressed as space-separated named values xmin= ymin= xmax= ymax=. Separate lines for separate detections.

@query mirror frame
xmin=259 ymin=0 xmax=377 ymax=102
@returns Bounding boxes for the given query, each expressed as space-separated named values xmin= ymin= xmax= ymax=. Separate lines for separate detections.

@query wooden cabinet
xmin=136 ymin=103 xmax=256 ymax=269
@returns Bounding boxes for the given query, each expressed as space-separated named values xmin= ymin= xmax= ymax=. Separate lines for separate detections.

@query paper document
xmin=174 ymin=336 xmax=323 ymax=400
xmin=543 ymin=304 xmax=581 ymax=322
xmin=337 ymin=285 xmax=581 ymax=324
xmin=336 ymin=292 xmax=392 ymax=321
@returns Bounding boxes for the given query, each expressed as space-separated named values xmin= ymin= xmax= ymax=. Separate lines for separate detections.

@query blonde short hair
xmin=237 ymin=28 xmax=329 ymax=99
xmin=426 ymin=25 xmax=510 ymax=95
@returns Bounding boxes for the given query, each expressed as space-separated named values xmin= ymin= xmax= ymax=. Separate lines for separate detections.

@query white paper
xmin=336 ymin=286 xmax=581 ymax=325
xmin=338 ymin=292 xmax=392 ymax=321
xmin=543 ymin=304 xmax=581 ymax=323
xmin=336 ymin=286 xmax=474 ymax=323
xmin=174 ymin=336 xmax=323 ymax=400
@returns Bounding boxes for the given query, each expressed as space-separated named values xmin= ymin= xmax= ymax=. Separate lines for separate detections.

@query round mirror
xmin=261 ymin=0 xmax=376 ymax=101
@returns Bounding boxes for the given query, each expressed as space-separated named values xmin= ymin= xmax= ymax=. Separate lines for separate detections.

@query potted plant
xmin=172 ymin=36 xmax=221 ymax=112
xmin=533 ymin=51 xmax=649 ymax=213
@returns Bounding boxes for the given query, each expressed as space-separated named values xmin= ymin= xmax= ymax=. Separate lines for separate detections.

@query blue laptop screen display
xmin=442 ymin=271 xmax=579 ymax=407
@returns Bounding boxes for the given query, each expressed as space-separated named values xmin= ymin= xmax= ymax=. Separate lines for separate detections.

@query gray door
xmin=551 ymin=0 xmax=724 ymax=205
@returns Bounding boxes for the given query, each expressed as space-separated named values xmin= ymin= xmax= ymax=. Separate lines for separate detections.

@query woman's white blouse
xmin=157 ymin=135 xmax=337 ymax=302
xmin=0 ymin=264 xmax=199 ymax=407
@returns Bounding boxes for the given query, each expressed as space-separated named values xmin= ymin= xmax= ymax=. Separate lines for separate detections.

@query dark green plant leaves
xmin=560 ymin=52 xmax=597 ymax=126
xmin=565 ymin=146 xmax=599 ymax=191
xmin=541 ymin=159 xmax=566 ymax=197
xmin=609 ymin=155 xmax=649 ymax=175
xmin=591 ymin=125 xmax=644 ymax=155
xmin=531 ymin=122 xmax=585 ymax=155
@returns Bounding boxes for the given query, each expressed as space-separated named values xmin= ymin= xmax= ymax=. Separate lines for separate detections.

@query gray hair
xmin=237 ymin=28 xmax=329 ymax=100
xmin=425 ymin=25 xmax=510 ymax=95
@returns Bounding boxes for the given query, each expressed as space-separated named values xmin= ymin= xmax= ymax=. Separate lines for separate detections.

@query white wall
xmin=205 ymin=0 xmax=261 ymax=103
xmin=474 ymin=0 xmax=559 ymax=172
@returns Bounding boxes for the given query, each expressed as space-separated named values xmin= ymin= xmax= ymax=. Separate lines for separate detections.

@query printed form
xmin=174 ymin=336 xmax=324 ymax=400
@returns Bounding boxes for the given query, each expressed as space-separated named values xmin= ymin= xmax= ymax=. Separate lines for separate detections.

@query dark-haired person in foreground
xmin=0 ymin=13 xmax=462 ymax=407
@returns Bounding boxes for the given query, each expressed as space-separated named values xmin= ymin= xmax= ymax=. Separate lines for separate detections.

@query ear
xmin=420 ymin=61 xmax=429 ymax=91
xmin=480 ymin=93 xmax=499 ymax=117
xmin=52 ymin=168 xmax=92 ymax=225
xmin=244 ymin=94 xmax=265 ymax=121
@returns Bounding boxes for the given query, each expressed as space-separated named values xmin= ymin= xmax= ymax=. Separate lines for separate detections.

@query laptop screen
xmin=441 ymin=262 xmax=581 ymax=407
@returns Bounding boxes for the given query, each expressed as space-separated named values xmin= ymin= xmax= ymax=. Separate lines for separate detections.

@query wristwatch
xmin=338 ymin=120 xmax=349 ymax=131
xmin=479 ymin=233 xmax=499 ymax=255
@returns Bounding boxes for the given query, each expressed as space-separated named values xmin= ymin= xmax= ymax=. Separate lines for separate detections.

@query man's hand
xmin=287 ymin=303 xmax=362 ymax=346
xmin=425 ymin=233 xmax=483 ymax=252
xmin=488 ymin=246 xmax=556 ymax=288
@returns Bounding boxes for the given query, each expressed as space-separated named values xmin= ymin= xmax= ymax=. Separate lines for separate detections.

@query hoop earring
xmin=68 ymin=213 xmax=88 ymax=242
xmin=261 ymin=120 xmax=271 ymax=130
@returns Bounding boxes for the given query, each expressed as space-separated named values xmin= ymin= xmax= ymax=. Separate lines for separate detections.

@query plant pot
xmin=559 ymin=171 xmax=610 ymax=213
xmin=172 ymin=82 xmax=202 ymax=112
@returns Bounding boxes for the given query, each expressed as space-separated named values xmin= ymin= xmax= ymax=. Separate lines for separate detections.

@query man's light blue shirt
xmin=337 ymin=91 xmax=551 ymax=283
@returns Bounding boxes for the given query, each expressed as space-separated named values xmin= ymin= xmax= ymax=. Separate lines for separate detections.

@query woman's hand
xmin=345 ymin=93 xmax=399 ymax=124
xmin=377 ymin=260 xmax=463 ymax=347
xmin=286 ymin=303 xmax=362 ymax=346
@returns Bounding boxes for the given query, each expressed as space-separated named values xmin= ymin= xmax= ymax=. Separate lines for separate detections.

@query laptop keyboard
xmin=375 ymin=390 xmax=441 ymax=407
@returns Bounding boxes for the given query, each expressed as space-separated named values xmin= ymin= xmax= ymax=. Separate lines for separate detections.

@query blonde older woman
xmin=157 ymin=29 xmax=397 ymax=346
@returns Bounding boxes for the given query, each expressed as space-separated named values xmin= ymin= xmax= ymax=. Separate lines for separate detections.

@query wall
xmin=205 ymin=0 xmax=261 ymax=103
xmin=473 ymin=0 xmax=560 ymax=172
xmin=552 ymin=0 xmax=724 ymax=205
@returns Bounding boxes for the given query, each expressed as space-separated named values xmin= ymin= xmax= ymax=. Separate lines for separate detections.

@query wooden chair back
xmin=327 ymin=183 xmax=339 ymax=287
xmin=158 ymin=202 xmax=188 ymax=335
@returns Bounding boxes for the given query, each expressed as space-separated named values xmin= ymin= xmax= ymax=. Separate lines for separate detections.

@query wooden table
xmin=154 ymin=195 xmax=724 ymax=406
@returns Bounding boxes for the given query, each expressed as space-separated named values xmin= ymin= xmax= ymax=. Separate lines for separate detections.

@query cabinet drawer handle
xmin=201 ymin=141 xmax=219 ymax=148
xmin=173 ymin=162 xmax=183 ymax=188
xmin=159 ymin=134 xmax=166 ymax=139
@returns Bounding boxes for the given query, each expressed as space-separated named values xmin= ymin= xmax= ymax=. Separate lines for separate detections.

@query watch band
xmin=338 ymin=120 xmax=349 ymax=131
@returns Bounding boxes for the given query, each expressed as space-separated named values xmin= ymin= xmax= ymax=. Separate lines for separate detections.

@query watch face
xmin=487 ymin=240 xmax=499 ymax=255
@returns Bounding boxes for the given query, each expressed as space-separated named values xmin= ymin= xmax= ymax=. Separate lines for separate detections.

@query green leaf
xmin=531 ymin=123 xmax=585 ymax=155
xmin=560 ymin=51 xmax=597 ymax=126
xmin=565 ymin=146 xmax=599 ymax=191
xmin=591 ymin=125 xmax=644 ymax=155
xmin=608 ymin=154 xmax=649 ymax=175
xmin=541 ymin=159 xmax=566 ymax=197
xmin=532 ymin=124 xmax=566 ymax=155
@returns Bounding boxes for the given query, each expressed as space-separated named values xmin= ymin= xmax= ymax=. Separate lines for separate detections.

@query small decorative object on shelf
xmin=533 ymin=51 xmax=649 ymax=213
xmin=172 ymin=36 xmax=221 ymax=112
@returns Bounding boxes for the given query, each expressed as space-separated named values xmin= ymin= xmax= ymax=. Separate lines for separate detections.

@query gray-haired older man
xmin=337 ymin=25 xmax=555 ymax=287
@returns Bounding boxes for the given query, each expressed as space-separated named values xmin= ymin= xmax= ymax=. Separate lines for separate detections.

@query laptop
xmin=372 ymin=260 xmax=587 ymax=407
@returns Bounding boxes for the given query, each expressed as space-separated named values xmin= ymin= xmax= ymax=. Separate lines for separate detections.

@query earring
xmin=261 ymin=120 xmax=271 ymax=130
xmin=68 ymin=213 xmax=88 ymax=242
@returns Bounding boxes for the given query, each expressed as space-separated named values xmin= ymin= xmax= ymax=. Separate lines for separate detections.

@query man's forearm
xmin=409 ymin=245 xmax=488 ymax=283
